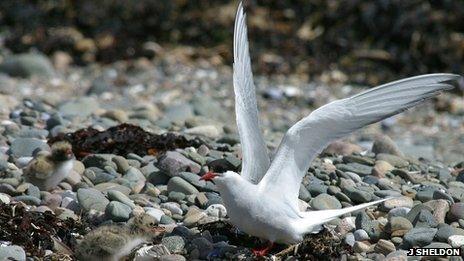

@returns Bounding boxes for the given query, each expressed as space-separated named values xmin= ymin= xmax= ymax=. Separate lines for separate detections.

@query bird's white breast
xmin=216 ymin=179 xmax=303 ymax=244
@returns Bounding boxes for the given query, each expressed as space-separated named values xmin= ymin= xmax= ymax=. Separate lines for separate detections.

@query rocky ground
xmin=0 ymin=50 xmax=463 ymax=261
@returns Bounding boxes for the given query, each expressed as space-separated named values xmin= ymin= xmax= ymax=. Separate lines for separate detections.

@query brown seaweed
xmin=48 ymin=123 xmax=205 ymax=159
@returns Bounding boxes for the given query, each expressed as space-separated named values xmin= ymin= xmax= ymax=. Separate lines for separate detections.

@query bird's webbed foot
xmin=251 ymin=241 xmax=274 ymax=257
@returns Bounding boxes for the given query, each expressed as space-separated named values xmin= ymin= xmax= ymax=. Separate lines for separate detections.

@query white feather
xmin=233 ymin=1 xmax=270 ymax=184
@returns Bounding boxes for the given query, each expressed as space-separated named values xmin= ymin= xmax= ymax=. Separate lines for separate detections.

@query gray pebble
xmin=106 ymin=201 xmax=132 ymax=222
xmin=77 ymin=188 xmax=109 ymax=212
xmin=0 ymin=245 xmax=26 ymax=261
xmin=403 ymin=227 xmax=438 ymax=247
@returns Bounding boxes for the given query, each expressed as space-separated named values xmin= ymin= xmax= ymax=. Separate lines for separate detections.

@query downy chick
xmin=23 ymin=141 xmax=74 ymax=191
xmin=75 ymin=213 xmax=165 ymax=261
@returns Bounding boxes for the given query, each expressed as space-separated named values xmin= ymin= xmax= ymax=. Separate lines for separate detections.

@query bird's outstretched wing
xmin=233 ymin=2 xmax=270 ymax=184
xmin=258 ymin=73 xmax=460 ymax=212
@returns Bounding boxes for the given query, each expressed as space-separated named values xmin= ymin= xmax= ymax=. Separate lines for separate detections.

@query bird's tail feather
xmin=300 ymin=197 xmax=393 ymax=234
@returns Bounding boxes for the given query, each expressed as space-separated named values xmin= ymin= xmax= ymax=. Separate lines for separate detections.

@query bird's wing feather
xmin=233 ymin=2 xmax=270 ymax=184
xmin=259 ymin=73 xmax=459 ymax=213
xmin=25 ymin=155 xmax=55 ymax=179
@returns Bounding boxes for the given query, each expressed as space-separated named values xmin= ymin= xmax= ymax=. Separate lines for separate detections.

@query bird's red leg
xmin=252 ymin=241 xmax=274 ymax=257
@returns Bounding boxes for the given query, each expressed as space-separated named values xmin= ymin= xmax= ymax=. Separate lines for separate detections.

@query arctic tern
xmin=201 ymin=1 xmax=460 ymax=256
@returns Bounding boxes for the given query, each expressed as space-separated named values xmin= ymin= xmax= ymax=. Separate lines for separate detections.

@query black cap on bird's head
xmin=50 ymin=141 xmax=74 ymax=161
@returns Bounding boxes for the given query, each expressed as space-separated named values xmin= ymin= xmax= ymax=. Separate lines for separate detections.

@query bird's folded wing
xmin=258 ymin=73 xmax=460 ymax=213
xmin=25 ymin=156 xmax=55 ymax=179
xmin=233 ymin=2 xmax=270 ymax=184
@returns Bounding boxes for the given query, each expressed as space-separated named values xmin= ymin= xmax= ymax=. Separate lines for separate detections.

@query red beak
xmin=200 ymin=171 xmax=218 ymax=181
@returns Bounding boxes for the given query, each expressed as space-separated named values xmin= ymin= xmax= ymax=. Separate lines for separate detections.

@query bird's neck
xmin=215 ymin=177 xmax=257 ymax=205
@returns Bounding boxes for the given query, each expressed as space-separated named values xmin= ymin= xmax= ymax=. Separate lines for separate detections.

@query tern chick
xmin=75 ymin=213 xmax=165 ymax=261
xmin=23 ymin=141 xmax=74 ymax=191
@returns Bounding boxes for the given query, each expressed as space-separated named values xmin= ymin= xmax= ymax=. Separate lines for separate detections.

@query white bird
xmin=201 ymin=1 xmax=460 ymax=256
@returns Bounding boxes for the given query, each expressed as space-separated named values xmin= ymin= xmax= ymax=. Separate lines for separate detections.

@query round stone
xmin=106 ymin=201 xmax=131 ymax=222
xmin=206 ymin=204 xmax=227 ymax=218
xmin=448 ymin=203 xmax=464 ymax=221
xmin=77 ymin=188 xmax=109 ymax=212
xmin=167 ymin=177 xmax=199 ymax=195
xmin=0 ymin=245 xmax=26 ymax=261
xmin=403 ymin=227 xmax=438 ymax=247
xmin=388 ymin=217 xmax=413 ymax=237
xmin=448 ymin=235 xmax=464 ymax=247
xmin=310 ymin=193 xmax=342 ymax=210
xmin=374 ymin=239 xmax=396 ymax=255
xmin=161 ymin=236 xmax=185 ymax=253
xmin=353 ymin=229 xmax=370 ymax=241
xmin=9 ymin=138 xmax=49 ymax=157
xmin=107 ymin=190 xmax=136 ymax=209
xmin=383 ymin=196 xmax=413 ymax=211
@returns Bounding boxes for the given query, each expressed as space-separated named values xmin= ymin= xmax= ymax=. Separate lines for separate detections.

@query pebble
xmin=158 ymin=151 xmax=201 ymax=176
xmin=190 ymin=237 xmax=213 ymax=259
xmin=0 ymin=245 xmax=26 ymax=261
xmin=167 ymin=177 xmax=199 ymax=195
xmin=42 ymin=193 xmax=62 ymax=210
xmin=336 ymin=163 xmax=372 ymax=176
xmin=206 ymin=204 xmax=227 ymax=218
xmin=385 ymin=250 xmax=408 ymax=261
xmin=9 ymin=138 xmax=49 ymax=157
xmin=159 ymin=254 xmax=187 ymax=261
xmin=448 ymin=202 xmax=464 ymax=221
xmin=112 ymin=156 xmax=131 ymax=173
xmin=323 ymin=141 xmax=363 ymax=156
xmin=0 ymin=52 xmax=55 ymax=78
xmin=336 ymin=217 xmax=356 ymax=236
xmin=162 ymin=236 xmax=186 ymax=253
xmin=412 ymin=208 xmax=438 ymax=228
xmin=371 ymin=135 xmax=404 ymax=157
xmin=145 ymin=207 xmax=165 ymax=222
xmin=448 ymin=235 xmax=464 ymax=248
xmin=94 ymin=182 xmax=132 ymax=195
xmin=374 ymin=239 xmax=396 ymax=255
xmin=371 ymin=160 xmax=394 ymax=177
xmin=185 ymin=125 xmax=221 ymax=139
xmin=382 ymin=196 xmax=413 ymax=211
xmin=160 ymin=215 xmax=176 ymax=225
xmin=124 ymin=167 xmax=146 ymax=193
xmin=161 ymin=202 xmax=183 ymax=215
xmin=106 ymin=201 xmax=132 ymax=221
xmin=342 ymin=155 xmax=375 ymax=166
xmin=353 ymin=241 xmax=370 ymax=253
xmin=343 ymin=187 xmax=372 ymax=203
xmin=0 ymin=193 xmax=11 ymax=204
xmin=344 ymin=233 xmax=355 ymax=247
xmin=423 ymin=199 xmax=449 ymax=223
xmin=310 ymin=193 xmax=342 ymax=210
xmin=14 ymin=195 xmax=41 ymax=206
xmin=107 ymin=190 xmax=136 ymax=209
xmin=353 ymin=229 xmax=370 ymax=241
xmin=77 ymin=188 xmax=109 ymax=212
xmin=58 ymin=97 xmax=100 ymax=117
xmin=183 ymin=211 xmax=207 ymax=227
xmin=435 ymin=224 xmax=464 ymax=242
xmin=376 ymin=153 xmax=409 ymax=168
xmin=388 ymin=217 xmax=413 ymax=237
xmin=403 ymin=227 xmax=438 ymax=247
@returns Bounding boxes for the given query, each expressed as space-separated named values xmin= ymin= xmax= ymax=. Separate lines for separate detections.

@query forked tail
xmin=300 ymin=197 xmax=394 ymax=234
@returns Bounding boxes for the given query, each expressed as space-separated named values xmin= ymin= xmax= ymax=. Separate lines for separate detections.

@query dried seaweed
xmin=48 ymin=123 xmax=205 ymax=159
xmin=197 ymin=221 xmax=349 ymax=260
xmin=277 ymin=229 xmax=351 ymax=260
xmin=0 ymin=203 xmax=86 ymax=258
